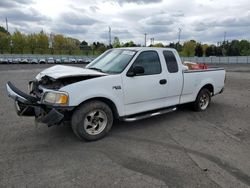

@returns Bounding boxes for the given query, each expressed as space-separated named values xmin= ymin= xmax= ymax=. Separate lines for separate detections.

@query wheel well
xmin=200 ymin=84 xmax=214 ymax=95
xmin=79 ymin=97 xmax=119 ymax=119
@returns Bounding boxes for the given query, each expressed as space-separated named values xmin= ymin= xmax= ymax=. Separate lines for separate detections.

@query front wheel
xmin=193 ymin=89 xmax=211 ymax=111
xmin=71 ymin=101 xmax=113 ymax=141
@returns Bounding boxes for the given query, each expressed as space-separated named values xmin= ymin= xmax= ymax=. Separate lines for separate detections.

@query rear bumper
xmin=6 ymin=81 xmax=73 ymax=126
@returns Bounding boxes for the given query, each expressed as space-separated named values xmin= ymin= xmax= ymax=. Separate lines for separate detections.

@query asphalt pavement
xmin=0 ymin=64 xmax=250 ymax=188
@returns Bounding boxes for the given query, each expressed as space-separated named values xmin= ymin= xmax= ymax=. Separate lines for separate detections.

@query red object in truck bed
xmin=189 ymin=63 xmax=208 ymax=70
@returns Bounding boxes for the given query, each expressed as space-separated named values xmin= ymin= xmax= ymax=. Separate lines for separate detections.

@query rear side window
xmin=132 ymin=51 xmax=161 ymax=75
xmin=163 ymin=51 xmax=178 ymax=73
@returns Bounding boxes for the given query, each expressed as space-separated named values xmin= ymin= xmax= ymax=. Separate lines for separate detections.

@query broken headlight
xmin=42 ymin=91 xmax=69 ymax=105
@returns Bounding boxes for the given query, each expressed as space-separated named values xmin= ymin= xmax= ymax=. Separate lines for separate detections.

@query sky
xmin=0 ymin=0 xmax=250 ymax=45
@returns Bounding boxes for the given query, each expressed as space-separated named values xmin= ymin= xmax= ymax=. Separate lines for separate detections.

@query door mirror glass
xmin=127 ymin=66 xmax=145 ymax=77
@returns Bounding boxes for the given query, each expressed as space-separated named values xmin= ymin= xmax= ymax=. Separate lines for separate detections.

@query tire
xmin=71 ymin=101 xmax=113 ymax=141
xmin=193 ymin=88 xmax=211 ymax=111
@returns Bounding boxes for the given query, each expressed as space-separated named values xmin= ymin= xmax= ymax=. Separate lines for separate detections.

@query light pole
xmin=178 ymin=28 xmax=182 ymax=44
xmin=108 ymin=26 xmax=111 ymax=47
xmin=10 ymin=40 xmax=13 ymax=54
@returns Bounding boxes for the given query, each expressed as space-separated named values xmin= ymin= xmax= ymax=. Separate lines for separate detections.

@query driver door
xmin=122 ymin=50 xmax=169 ymax=116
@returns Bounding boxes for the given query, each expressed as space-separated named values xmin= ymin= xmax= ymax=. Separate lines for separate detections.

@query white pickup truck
xmin=6 ymin=47 xmax=225 ymax=141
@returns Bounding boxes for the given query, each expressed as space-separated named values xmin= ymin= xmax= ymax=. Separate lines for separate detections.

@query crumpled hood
xmin=36 ymin=65 xmax=107 ymax=80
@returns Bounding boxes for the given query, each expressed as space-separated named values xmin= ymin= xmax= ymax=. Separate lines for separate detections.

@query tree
xmin=175 ymin=42 xmax=182 ymax=52
xmin=12 ymin=30 xmax=26 ymax=54
xmin=195 ymin=43 xmax=203 ymax=57
xmin=205 ymin=46 xmax=212 ymax=57
xmin=239 ymin=40 xmax=250 ymax=56
xmin=113 ymin=36 xmax=121 ymax=48
xmin=91 ymin=42 xmax=107 ymax=55
xmin=80 ymin=40 xmax=91 ymax=55
xmin=27 ymin=33 xmax=37 ymax=54
xmin=215 ymin=46 xmax=223 ymax=56
xmin=53 ymin=34 xmax=65 ymax=54
xmin=181 ymin=40 xmax=196 ymax=57
xmin=166 ymin=42 xmax=182 ymax=52
xmin=153 ymin=43 xmax=164 ymax=47
xmin=80 ymin=40 xmax=88 ymax=46
xmin=36 ymin=30 xmax=48 ymax=54
xmin=122 ymin=41 xmax=136 ymax=47
xmin=128 ymin=41 xmax=136 ymax=47
xmin=0 ymin=26 xmax=9 ymax=35
xmin=168 ymin=42 xmax=176 ymax=48
xmin=227 ymin=40 xmax=240 ymax=56
xmin=0 ymin=32 xmax=10 ymax=54
xmin=201 ymin=44 xmax=209 ymax=56
xmin=65 ymin=37 xmax=80 ymax=55
xmin=204 ymin=45 xmax=222 ymax=57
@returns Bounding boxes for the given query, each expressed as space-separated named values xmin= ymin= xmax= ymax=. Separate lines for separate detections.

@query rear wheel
xmin=71 ymin=101 xmax=113 ymax=141
xmin=193 ymin=89 xmax=211 ymax=111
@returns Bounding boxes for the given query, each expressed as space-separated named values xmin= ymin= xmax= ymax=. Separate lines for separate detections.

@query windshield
xmin=86 ymin=49 xmax=137 ymax=74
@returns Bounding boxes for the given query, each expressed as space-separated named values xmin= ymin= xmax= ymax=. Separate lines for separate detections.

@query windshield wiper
xmin=88 ymin=67 xmax=104 ymax=73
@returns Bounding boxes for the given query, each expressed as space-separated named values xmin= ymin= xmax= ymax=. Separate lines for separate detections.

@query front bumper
xmin=6 ymin=81 xmax=73 ymax=126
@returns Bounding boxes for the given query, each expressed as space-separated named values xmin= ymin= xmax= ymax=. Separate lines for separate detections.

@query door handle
xmin=159 ymin=79 xmax=167 ymax=85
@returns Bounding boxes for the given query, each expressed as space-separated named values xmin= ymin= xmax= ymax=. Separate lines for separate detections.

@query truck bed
xmin=180 ymin=67 xmax=225 ymax=104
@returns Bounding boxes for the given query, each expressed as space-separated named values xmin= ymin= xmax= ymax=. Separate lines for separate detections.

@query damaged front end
xmin=6 ymin=65 xmax=107 ymax=127
xmin=6 ymin=81 xmax=73 ymax=126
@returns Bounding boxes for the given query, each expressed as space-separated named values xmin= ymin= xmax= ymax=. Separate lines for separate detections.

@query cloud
xmin=105 ymin=0 xmax=162 ymax=6
xmin=171 ymin=11 xmax=184 ymax=17
xmin=116 ymin=0 xmax=162 ymax=4
xmin=59 ymin=12 xmax=100 ymax=26
xmin=0 ymin=8 xmax=50 ymax=26
xmin=53 ymin=24 xmax=88 ymax=35
xmin=0 ymin=0 xmax=33 ymax=8
xmin=140 ymin=25 xmax=172 ymax=35
xmin=99 ymin=28 xmax=133 ymax=41
xmin=89 ymin=6 xmax=99 ymax=12
xmin=1 ymin=0 xmax=250 ymax=44
xmin=194 ymin=14 xmax=250 ymax=32
xmin=141 ymin=14 xmax=174 ymax=26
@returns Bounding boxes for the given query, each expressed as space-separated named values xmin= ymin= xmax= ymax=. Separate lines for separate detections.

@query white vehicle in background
xmin=0 ymin=58 xmax=4 ymax=64
xmin=76 ymin=58 xmax=83 ymax=63
xmin=61 ymin=57 xmax=69 ymax=64
xmin=55 ymin=58 xmax=62 ymax=64
xmin=47 ymin=57 xmax=55 ymax=64
xmin=39 ymin=58 xmax=46 ymax=64
xmin=13 ymin=58 xmax=21 ymax=64
xmin=69 ymin=58 xmax=76 ymax=63
xmin=30 ymin=58 xmax=39 ymax=64
xmin=7 ymin=58 xmax=13 ymax=64
xmin=21 ymin=58 xmax=29 ymax=64
xmin=6 ymin=47 xmax=225 ymax=141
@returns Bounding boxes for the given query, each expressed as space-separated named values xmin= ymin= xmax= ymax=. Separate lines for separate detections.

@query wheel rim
xmin=83 ymin=109 xmax=108 ymax=135
xmin=199 ymin=93 xmax=209 ymax=110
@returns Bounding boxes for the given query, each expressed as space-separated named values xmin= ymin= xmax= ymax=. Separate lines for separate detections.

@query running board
xmin=122 ymin=107 xmax=177 ymax=122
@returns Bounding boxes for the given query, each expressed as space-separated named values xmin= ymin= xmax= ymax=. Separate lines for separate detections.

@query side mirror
xmin=127 ymin=66 xmax=145 ymax=77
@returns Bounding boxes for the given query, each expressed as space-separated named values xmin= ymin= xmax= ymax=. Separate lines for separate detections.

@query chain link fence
xmin=181 ymin=56 xmax=250 ymax=64
xmin=1 ymin=54 xmax=250 ymax=64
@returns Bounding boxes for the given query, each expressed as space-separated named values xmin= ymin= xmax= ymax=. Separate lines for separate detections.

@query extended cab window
xmin=131 ymin=51 xmax=161 ymax=75
xmin=163 ymin=51 xmax=179 ymax=73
